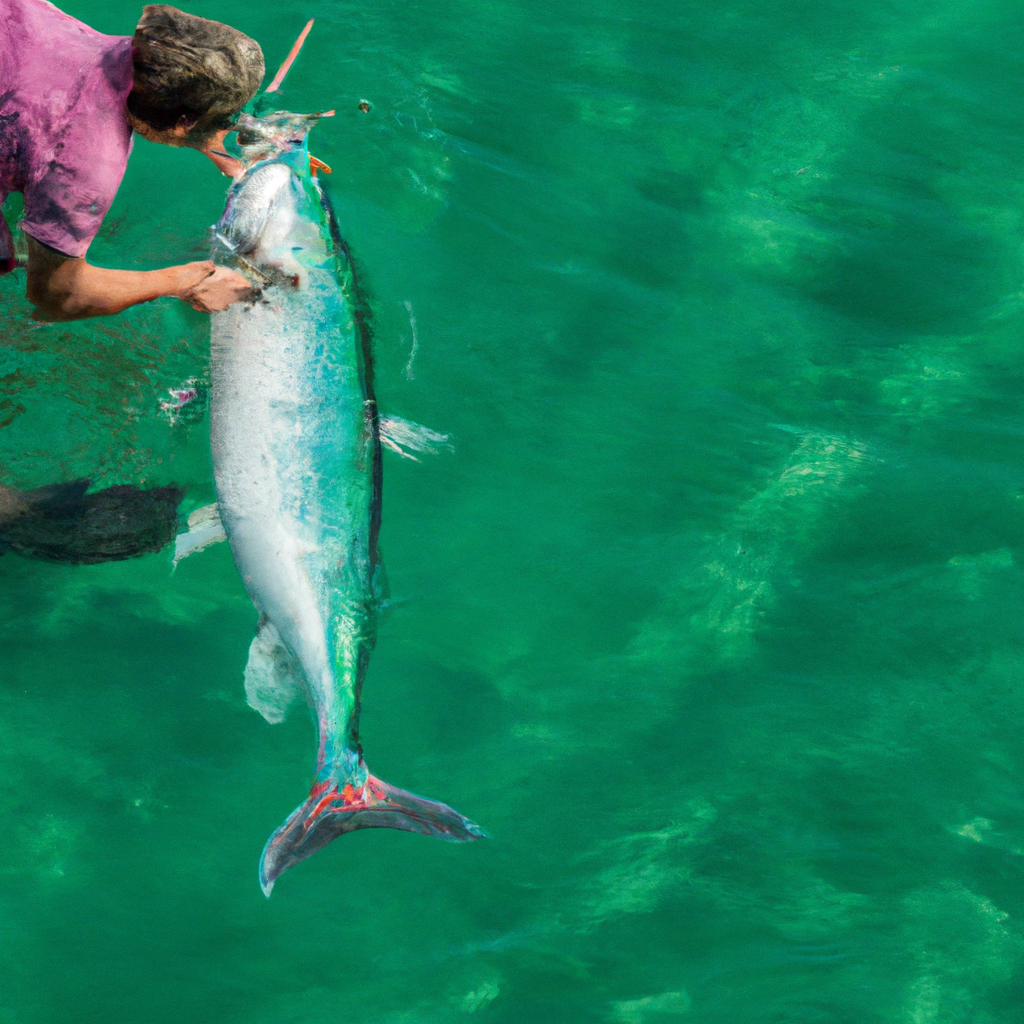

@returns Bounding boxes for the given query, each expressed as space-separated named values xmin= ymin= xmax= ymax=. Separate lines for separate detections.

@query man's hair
xmin=127 ymin=5 xmax=265 ymax=136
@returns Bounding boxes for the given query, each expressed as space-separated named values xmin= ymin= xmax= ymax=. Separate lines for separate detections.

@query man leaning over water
xmin=1 ymin=1 xmax=260 ymax=320
xmin=0 ymin=2 xmax=262 ymax=563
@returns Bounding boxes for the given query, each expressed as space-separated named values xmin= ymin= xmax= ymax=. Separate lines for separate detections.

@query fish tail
xmin=258 ymin=768 xmax=485 ymax=896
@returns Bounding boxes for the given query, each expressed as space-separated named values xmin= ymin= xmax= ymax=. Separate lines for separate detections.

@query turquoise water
xmin=4 ymin=0 xmax=1024 ymax=1019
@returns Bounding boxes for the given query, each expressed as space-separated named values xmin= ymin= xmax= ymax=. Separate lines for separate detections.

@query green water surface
xmin=3 ymin=0 xmax=1024 ymax=1020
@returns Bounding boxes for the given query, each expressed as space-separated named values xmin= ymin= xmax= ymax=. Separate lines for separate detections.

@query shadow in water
xmin=0 ymin=479 xmax=183 ymax=564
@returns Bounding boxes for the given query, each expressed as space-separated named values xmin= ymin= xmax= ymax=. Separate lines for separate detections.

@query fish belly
xmin=211 ymin=273 xmax=371 ymax=717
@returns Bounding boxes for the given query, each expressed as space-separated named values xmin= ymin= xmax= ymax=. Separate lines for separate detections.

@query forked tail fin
xmin=259 ymin=770 xmax=485 ymax=895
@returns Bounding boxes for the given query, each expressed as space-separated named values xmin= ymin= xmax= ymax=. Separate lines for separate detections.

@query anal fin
xmin=244 ymin=616 xmax=306 ymax=724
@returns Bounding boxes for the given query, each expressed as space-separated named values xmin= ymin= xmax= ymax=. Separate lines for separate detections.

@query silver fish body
xmin=210 ymin=135 xmax=483 ymax=896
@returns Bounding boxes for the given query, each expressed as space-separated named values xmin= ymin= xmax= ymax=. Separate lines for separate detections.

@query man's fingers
xmin=180 ymin=266 xmax=253 ymax=313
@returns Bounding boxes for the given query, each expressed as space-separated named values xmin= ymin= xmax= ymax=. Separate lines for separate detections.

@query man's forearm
xmin=27 ymin=257 xmax=204 ymax=321
xmin=24 ymin=235 xmax=253 ymax=320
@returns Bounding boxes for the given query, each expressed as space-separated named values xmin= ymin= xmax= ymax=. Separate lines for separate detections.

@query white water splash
xmin=403 ymin=300 xmax=419 ymax=380
xmin=379 ymin=415 xmax=451 ymax=461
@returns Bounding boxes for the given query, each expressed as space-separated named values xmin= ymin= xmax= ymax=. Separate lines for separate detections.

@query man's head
xmin=127 ymin=5 xmax=264 ymax=145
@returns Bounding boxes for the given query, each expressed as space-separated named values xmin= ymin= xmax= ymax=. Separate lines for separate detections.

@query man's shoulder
xmin=8 ymin=5 xmax=135 ymax=259
xmin=1 ymin=0 xmax=130 ymax=92
xmin=3 ymin=0 xmax=107 ymax=45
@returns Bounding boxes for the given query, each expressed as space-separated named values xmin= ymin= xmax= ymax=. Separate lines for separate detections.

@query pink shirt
xmin=0 ymin=0 xmax=133 ymax=263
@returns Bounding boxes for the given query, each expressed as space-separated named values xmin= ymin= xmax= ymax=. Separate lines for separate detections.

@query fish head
xmin=233 ymin=110 xmax=329 ymax=170
xmin=212 ymin=110 xmax=337 ymax=292
xmin=213 ymin=160 xmax=320 ymax=290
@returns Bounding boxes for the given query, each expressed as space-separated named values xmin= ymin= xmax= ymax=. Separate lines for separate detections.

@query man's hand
xmin=26 ymin=237 xmax=252 ymax=321
xmin=176 ymin=262 xmax=253 ymax=311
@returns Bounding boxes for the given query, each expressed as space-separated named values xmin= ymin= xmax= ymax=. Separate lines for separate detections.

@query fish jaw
xmin=259 ymin=769 xmax=487 ymax=896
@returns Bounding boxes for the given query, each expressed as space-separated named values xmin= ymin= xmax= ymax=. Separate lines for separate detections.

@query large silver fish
xmin=209 ymin=113 xmax=484 ymax=896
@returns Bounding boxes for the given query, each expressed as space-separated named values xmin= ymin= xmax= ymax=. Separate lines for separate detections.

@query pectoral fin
xmin=244 ymin=616 xmax=305 ymax=724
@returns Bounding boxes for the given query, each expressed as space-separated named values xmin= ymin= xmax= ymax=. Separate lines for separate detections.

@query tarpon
xmin=209 ymin=112 xmax=484 ymax=896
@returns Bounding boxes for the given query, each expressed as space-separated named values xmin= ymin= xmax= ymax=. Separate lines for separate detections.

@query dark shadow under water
xmin=0 ymin=479 xmax=183 ymax=564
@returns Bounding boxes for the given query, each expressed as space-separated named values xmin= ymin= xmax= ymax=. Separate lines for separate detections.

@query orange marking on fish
xmin=302 ymin=779 xmax=340 ymax=830
xmin=309 ymin=778 xmax=332 ymax=799
xmin=306 ymin=791 xmax=339 ymax=827
xmin=310 ymin=155 xmax=333 ymax=176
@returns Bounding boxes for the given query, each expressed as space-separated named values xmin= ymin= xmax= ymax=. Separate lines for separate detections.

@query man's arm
xmin=25 ymin=234 xmax=252 ymax=321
